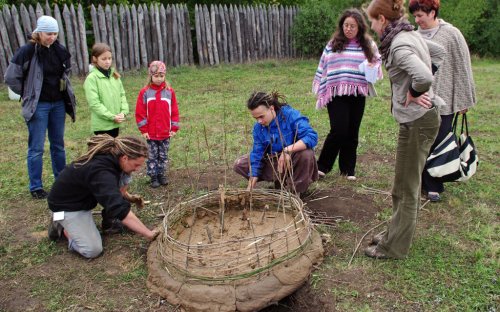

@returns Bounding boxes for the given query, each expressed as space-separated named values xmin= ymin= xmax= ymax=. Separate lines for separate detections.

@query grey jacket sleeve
xmin=425 ymin=39 xmax=446 ymax=74
xmin=4 ymin=62 xmax=24 ymax=95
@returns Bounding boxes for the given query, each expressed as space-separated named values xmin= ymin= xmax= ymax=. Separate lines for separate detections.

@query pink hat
xmin=149 ymin=61 xmax=166 ymax=75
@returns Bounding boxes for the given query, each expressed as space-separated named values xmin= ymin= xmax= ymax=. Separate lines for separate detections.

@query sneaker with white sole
xmin=347 ymin=175 xmax=356 ymax=181
xmin=318 ymin=170 xmax=326 ymax=178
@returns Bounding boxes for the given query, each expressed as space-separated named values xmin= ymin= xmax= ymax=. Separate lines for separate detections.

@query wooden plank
xmin=292 ymin=6 xmax=297 ymax=58
xmin=279 ymin=6 xmax=285 ymax=58
xmin=213 ymin=4 xmax=222 ymax=64
xmin=267 ymin=6 xmax=273 ymax=57
xmin=149 ymin=4 xmax=158 ymax=61
xmin=11 ymin=5 xmax=26 ymax=47
xmin=90 ymin=5 xmax=100 ymax=43
xmin=62 ymin=5 xmax=78 ymax=73
xmin=171 ymin=5 xmax=179 ymax=66
xmin=131 ymin=4 xmax=140 ymax=69
xmin=0 ymin=11 xmax=11 ymax=72
xmin=219 ymin=4 xmax=228 ymax=64
xmin=70 ymin=4 xmax=83 ymax=75
xmin=19 ymin=4 xmax=32 ymax=35
xmin=245 ymin=6 xmax=252 ymax=61
xmin=142 ymin=4 xmax=152 ymax=61
xmin=53 ymin=4 xmax=65 ymax=47
xmin=35 ymin=3 xmax=44 ymax=19
xmin=184 ymin=4 xmax=194 ymax=65
xmin=233 ymin=5 xmax=242 ymax=63
xmin=251 ymin=6 xmax=259 ymax=60
xmin=44 ymin=1 xmax=51 ymax=16
xmin=261 ymin=5 xmax=269 ymax=58
xmin=166 ymin=5 xmax=174 ymax=67
xmin=210 ymin=5 xmax=219 ymax=65
xmin=77 ymin=4 xmax=88 ymax=73
xmin=176 ymin=4 xmax=185 ymax=65
xmin=119 ymin=4 xmax=129 ymax=70
xmin=105 ymin=5 xmax=115 ymax=54
xmin=197 ymin=4 xmax=207 ymax=66
xmin=97 ymin=5 xmax=107 ymax=45
xmin=223 ymin=5 xmax=233 ymax=63
xmin=3 ymin=6 xmax=19 ymax=52
xmin=202 ymin=5 xmax=213 ymax=66
xmin=28 ymin=5 xmax=37 ymax=31
xmin=160 ymin=5 xmax=168 ymax=64
xmin=137 ymin=5 xmax=148 ymax=67
xmin=237 ymin=6 xmax=246 ymax=62
xmin=283 ymin=6 xmax=289 ymax=57
xmin=126 ymin=5 xmax=135 ymax=69
xmin=154 ymin=4 xmax=164 ymax=62
xmin=112 ymin=4 xmax=122 ymax=72
xmin=194 ymin=5 xmax=203 ymax=65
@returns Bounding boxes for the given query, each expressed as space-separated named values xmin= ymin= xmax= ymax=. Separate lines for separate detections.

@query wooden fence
xmin=195 ymin=4 xmax=298 ymax=66
xmin=0 ymin=2 xmax=299 ymax=81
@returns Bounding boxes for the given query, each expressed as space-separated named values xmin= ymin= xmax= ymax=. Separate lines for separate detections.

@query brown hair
xmin=75 ymin=134 xmax=148 ymax=167
xmin=30 ymin=32 xmax=42 ymax=44
xmin=365 ymin=0 xmax=406 ymax=21
xmin=408 ymin=0 xmax=440 ymax=17
xmin=330 ymin=9 xmax=375 ymax=62
xmin=247 ymin=90 xmax=288 ymax=112
xmin=90 ymin=42 xmax=120 ymax=79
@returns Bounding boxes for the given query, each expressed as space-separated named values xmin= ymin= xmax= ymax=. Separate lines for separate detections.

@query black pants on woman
xmin=317 ymin=95 xmax=365 ymax=176
xmin=422 ymin=113 xmax=454 ymax=194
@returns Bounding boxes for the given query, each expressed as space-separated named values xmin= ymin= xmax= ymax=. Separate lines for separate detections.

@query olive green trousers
xmin=378 ymin=108 xmax=440 ymax=259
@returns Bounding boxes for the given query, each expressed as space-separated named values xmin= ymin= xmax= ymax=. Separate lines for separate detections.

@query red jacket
xmin=135 ymin=82 xmax=179 ymax=140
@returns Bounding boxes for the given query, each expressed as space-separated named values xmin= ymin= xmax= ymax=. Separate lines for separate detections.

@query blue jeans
xmin=27 ymin=101 xmax=66 ymax=192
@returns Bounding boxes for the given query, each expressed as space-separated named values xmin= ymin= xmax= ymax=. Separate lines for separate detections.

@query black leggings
xmin=94 ymin=128 xmax=119 ymax=138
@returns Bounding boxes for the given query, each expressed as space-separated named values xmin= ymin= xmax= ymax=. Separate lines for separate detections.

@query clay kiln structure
xmin=147 ymin=188 xmax=323 ymax=311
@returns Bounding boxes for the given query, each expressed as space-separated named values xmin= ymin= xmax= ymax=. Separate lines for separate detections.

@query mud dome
xmin=147 ymin=188 xmax=324 ymax=312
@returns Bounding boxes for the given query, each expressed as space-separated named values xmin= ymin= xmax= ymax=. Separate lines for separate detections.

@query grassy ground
xmin=0 ymin=58 xmax=498 ymax=311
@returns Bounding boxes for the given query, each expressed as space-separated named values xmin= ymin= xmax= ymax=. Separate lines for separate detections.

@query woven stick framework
xmin=156 ymin=188 xmax=313 ymax=283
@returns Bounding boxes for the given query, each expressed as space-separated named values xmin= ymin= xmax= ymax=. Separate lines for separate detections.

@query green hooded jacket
xmin=84 ymin=66 xmax=129 ymax=132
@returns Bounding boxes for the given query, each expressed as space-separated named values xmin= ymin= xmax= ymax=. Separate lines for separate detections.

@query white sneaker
xmin=318 ymin=170 xmax=326 ymax=178
xmin=347 ymin=175 xmax=356 ymax=181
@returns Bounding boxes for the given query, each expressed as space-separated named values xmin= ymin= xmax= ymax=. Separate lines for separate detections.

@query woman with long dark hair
xmin=313 ymin=8 xmax=382 ymax=180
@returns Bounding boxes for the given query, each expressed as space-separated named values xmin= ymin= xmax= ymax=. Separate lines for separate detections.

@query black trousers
xmin=317 ymin=95 xmax=365 ymax=176
xmin=422 ymin=113 xmax=454 ymax=193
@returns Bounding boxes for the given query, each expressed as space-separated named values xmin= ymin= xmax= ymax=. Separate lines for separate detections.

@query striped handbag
xmin=425 ymin=113 xmax=478 ymax=182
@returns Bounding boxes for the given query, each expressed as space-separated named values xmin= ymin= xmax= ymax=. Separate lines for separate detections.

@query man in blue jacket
xmin=234 ymin=91 xmax=319 ymax=195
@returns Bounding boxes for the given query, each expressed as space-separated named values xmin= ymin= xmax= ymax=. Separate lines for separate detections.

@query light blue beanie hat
xmin=34 ymin=15 xmax=59 ymax=33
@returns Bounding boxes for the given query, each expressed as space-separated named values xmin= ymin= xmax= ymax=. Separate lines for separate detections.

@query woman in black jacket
xmin=4 ymin=15 xmax=76 ymax=199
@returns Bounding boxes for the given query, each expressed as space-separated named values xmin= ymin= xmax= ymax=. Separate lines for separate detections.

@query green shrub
xmin=439 ymin=0 xmax=499 ymax=57
xmin=292 ymin=0 xmax=365 ymax=58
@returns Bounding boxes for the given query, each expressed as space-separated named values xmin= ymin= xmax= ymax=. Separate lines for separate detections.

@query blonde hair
xmin=90 ymin=42 xmax=120 ymax=79
xmin=365 ymin=0 xmax=407 ymax=21
xmin=30 ymin=32 xmax=42 ymax=44
xmin=75 ymin=135 xmax=148 ymax=167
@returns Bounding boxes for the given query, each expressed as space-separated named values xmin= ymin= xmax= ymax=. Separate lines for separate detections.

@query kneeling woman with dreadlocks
xmin=47 ymin=135 xmax=159 ymax=259
xmin=234 ymin=91 xmax=319 ymax=196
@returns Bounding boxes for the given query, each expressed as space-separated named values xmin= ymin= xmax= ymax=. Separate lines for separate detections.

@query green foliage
xmin=291 ymin=0 xmax=365 ymax=58
xmin=439 ymin=0 xmax=500 ymax=56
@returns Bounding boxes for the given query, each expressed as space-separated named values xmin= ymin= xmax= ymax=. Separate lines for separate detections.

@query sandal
xmin=364 ymin=245 xmax=389 ymax=259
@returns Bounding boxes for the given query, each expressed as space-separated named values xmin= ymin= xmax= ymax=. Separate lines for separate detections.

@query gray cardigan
xmin=418 ymin=19 xmax=476 ymax=115
xmin=385 ymin=30 xmax=445 ymax=124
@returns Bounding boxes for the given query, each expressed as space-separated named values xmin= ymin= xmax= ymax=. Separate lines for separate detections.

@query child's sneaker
xmin=48 ymin=219 xmax=64 ymax=241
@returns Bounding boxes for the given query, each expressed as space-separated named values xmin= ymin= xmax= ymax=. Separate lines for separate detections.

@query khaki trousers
xmin=378 ymin=108 xmax=440 ymax=259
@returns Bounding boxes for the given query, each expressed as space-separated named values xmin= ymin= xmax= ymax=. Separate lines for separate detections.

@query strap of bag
xmin=452 ymin=112 xmax=460 ymax=135
xmin=460 ymin=113 xmax=469 ymax=136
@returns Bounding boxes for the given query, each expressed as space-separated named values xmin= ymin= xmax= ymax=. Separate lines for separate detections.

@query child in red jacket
xmin=135 ymin=61 xmax=179 ymax=188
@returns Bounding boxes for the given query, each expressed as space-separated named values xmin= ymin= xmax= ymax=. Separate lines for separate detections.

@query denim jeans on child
xmin=27 ymin=100 xmax=66 ymax=191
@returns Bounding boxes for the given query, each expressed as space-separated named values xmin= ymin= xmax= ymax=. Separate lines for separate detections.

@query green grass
xmin=0 ymin=58 xmax=498 ymax=311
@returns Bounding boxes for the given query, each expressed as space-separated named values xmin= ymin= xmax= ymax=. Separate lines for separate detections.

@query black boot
xmin=158 ymin=174 xmax=168 ymax=186
xmin=151 ymin=176 xmax=160 ymax=188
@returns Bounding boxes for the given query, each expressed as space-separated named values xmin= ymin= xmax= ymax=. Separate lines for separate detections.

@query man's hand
xmin=278 ymin=152 xmax=291 ymax=174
